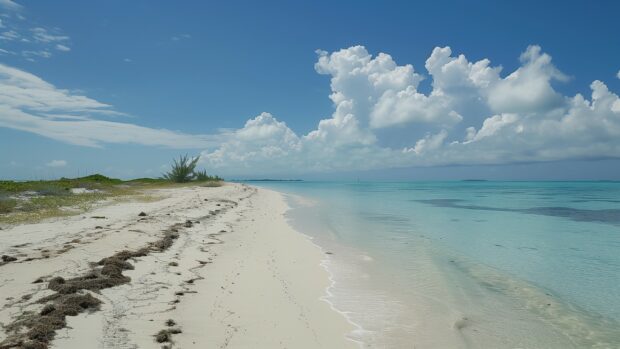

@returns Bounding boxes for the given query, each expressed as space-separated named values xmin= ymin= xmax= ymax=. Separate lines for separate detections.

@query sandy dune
xmin=0 ymin=183 xmax=356 ymax=348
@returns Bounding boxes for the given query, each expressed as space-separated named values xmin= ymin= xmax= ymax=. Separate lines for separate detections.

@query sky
xmin=1 ymin=0 xmax=619 ymax=180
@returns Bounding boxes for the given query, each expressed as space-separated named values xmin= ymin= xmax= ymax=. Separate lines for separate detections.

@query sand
xmin=0 ymin=183 xmax=357 ymax=348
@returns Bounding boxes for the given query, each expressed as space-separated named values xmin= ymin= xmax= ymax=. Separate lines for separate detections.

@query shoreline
xmin=0 ymin=183 xmax=356 ymax=348
xmin=266 ymin=183 xmax=620 ymax=349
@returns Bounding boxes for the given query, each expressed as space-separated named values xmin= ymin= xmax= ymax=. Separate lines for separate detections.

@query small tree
xmin=162 ymin=155 xmax=199 ymax=183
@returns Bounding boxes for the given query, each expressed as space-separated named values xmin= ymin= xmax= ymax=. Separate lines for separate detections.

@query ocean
xmin=247 ymin=181 xmax=620 ymax=348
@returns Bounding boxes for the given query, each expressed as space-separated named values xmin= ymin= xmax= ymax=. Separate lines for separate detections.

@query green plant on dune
xmin=162 ymin=154 xmax=200 ymax=183
xmin=193 ymin=169 xmax=222 ymax=182
xmin=0 ymin=198 xmax=17 ymax=214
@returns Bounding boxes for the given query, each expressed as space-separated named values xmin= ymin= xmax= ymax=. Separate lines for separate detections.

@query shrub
xmin=193 ymin=169 xmax=221 ymax=182
xmin=162 ymin=155 xmax=200 ymax=183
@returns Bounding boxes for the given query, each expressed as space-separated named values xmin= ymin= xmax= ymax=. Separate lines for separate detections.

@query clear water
xmin=246 ymin=181 xmax=620 ymax=348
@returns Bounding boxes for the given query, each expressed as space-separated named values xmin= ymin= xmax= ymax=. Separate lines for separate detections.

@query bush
xmin=162 ymin=155 xmax=200 ymax=183
xmin=194 ymin=169 xmax=221 ymax=182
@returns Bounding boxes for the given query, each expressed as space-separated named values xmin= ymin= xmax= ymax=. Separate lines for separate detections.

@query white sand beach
xmin=0 ymin=183 xmax=356 ymax=348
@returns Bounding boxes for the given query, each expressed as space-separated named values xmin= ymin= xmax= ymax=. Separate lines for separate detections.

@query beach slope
xmin=0 ymin=183 xmax=355 ymax=348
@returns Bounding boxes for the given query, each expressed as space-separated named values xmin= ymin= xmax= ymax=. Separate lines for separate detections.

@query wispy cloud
xmin=0 ymin=30 xmax=20 ymax=40
xmin=22 ymin=50 xmax=52 ymax=61
xmin=31 ymin=27 xmax=69 ymax=43
xmin=46 ymin=159 xmax=67 ymax=167
xmin=0 ymin=3 xmax=71 ymax=61
xmin=171 ymin=33 xmax=191 ymax=41
xmin=0 ymin=0 xmax=23 ymax=11
xmin=55 ymin=44 xmax=70 ymax=52
xmin=0 ymin=63 xmax=221 ymax=148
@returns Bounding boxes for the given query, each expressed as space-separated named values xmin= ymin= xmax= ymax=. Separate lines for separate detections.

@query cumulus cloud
xmin=200 ymin=45 xmax=620 ymax=176
xmin=0 ymin=64 xmax=220 ymax=148
xmin=46 ymin=160 xmax=67 ymax=167
xmin=2 ymin=42 xmax=618 ymax=176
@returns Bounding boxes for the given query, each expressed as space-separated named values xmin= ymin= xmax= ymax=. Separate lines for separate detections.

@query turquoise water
xmin=248 ymin=181 xmax=620 ymax=348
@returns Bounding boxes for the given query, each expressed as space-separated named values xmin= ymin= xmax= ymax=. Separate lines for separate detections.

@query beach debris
xmin=2 ymin=255 xmax=18 ymax=262
xmin=168 ymin=261 xmax=179 ymax=267
xmin=325 ymin=251 xmax=333 ymax=255
xmin=165 ymin=319 xmax=176 ymax=327
xmin=91 ymin=216 xmax=106 ymax=219
xmin=0 ymin=222 xmax=186 ymax=349
xmin=138 ymin=212 xmax=147 ymax=217
xmin=184 ymin=220 xmax=193 ymax=228
xmin=1 ymin=293 xmax=101 ymax=349
xmin=155 ymin=328 xmax=182 ymax=343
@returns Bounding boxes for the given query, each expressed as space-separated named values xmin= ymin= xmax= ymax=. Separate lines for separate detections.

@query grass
xmin=0 ymin=172 xmax=221 ymax=225
xmin=0 ymin=197 xmax=17 ymax=213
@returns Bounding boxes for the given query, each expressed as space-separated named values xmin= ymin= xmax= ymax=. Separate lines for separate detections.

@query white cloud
xmin=46 ymin=159 xmax=67 ymax=167
xmin=31 ymin=27 xmax=69 ymax=43
xmin=0 ymin=30 xmax=20 ymax=40
xmin=2 ymin=43 xmax=619 ymax=176
xmin=403 ymin=130 xmax=448 ymax=154
xmin=0 ymin=4 xmax=71 ymax=61
xmin=199 ymin=45 xmax=620 ymax=176
xmin=487 ymin=46 xmax=568 ymax=114
xmin=171 ymin=34 xmax=191 ymax=41
xmin=22 ymin=50 xmax=52 ymax=60
xmin=0 ymin=63 xmax=221 ymax=148
xmin=55 ymin=44 xmax=70 ymax=52
xmin=617 ymin=70 xmax=620 ymax=79
xmin=0 ymin=0 xmax=22 ymax=11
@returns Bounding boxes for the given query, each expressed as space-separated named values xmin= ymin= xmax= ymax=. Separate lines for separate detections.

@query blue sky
xmin=1 ymin=0 xmax=619 ymax=180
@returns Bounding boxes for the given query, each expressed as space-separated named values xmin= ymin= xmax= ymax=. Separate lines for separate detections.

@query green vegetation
xmin=0 ymin=169 xmax=222 ymax=225
xmin=0 ymin=198 xmax=17 ymax=213
xmin=0 ymin=156 xmax=222 ymax=225
xmin=162 ymin=154 xmax=200 ymax=183
xmin=162 ymin=154 xmax=222 ymax=183
xmin=194 ymin=169 xmax=222 ymax=182
xmin=0 ymin=174 xmax=122 ymax=194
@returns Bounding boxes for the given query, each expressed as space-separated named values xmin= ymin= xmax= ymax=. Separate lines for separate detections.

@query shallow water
xmin=248 ymin=181 xmax=620 ymax=348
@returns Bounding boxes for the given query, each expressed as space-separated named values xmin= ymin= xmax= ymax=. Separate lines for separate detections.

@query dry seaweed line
xmin=0 ymin=223 xmax=185 ymax=349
